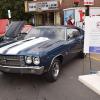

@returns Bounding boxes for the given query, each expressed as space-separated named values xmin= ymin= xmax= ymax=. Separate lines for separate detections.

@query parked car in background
xmin=0 ymin=19 xmax=9 ymax=41
xmin=0 ymin=26 xmax=84 ymax=82
xmin=0 ymin=21 xmax=26 ymax=47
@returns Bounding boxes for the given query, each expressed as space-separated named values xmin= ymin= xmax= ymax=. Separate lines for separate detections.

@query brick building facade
xmin=61 ymin=0 xmax=100 ymax=8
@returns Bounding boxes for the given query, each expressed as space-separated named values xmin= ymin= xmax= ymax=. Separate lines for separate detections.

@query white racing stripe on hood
xmin=6 ymin=37 xmax=49 ymax=54
xmin=0 ymin=37 xmax=36 ymax=54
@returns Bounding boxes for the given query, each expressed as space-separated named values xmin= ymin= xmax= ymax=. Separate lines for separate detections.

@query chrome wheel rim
xmin=52 ymin=62 xmax=60 ymax=78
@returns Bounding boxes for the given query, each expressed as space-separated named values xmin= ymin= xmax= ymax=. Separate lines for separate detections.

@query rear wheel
xmin=78 ymin=51 xmax=85 ymax=58
xmin=46 ymin=59 xmax=61 ymax=82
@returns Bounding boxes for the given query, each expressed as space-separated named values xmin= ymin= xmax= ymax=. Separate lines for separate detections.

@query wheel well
xmin=48 ymin=55 xmax=63 ymax=71
xmin=56 ymin=55 xmax=63 ymax=64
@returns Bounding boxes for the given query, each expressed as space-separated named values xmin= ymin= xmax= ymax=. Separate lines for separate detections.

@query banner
xmin=28 ymin=1 xmax=58 ymax=12
xmin=84 ymin=16 xmax=100 ymax=53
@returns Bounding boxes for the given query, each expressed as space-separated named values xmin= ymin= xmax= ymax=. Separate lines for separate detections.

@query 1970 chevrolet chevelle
xmin=0 ymin=26 xmax=84 ymax=82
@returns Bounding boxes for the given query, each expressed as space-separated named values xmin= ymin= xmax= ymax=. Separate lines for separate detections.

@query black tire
xmin=78 ymin=51 xmax=85 ymax=58
xmin=46 ymin=59 xmax=61 ymax=82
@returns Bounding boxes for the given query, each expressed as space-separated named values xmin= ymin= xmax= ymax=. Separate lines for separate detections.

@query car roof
xmin=35 ymin=25 xmax=79 ymax=29
xmin=35 ymin=26 xmax=66 ymax=28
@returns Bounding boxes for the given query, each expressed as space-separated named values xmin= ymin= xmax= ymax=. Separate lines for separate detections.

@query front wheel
xmin=46 ymin=59 xmax=61 ymax=82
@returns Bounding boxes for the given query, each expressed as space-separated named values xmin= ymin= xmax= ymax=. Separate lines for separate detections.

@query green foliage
xmin=0 ymin=0 xmax=32 ymax=21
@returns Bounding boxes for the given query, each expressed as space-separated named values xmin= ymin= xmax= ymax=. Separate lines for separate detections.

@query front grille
xmin=0 ymin=55 xmax=25 ymax=67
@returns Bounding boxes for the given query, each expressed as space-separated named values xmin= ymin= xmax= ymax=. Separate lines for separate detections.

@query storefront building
xmin=25 ymin=0 xmax=100 ymax=26
xmin=25 ymin=0 xmax=62 ymax=26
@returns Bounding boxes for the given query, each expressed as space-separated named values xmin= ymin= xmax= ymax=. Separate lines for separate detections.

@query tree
xmin=0 ymin=0 xmax=32 ymax=21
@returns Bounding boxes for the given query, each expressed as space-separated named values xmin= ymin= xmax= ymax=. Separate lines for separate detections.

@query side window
xmin=67 ymin=28 xmax=80 ymax=40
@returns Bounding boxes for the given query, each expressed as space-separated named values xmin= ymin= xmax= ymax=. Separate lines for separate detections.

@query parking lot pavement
xmin=0 ymin=57 xmax=100 ymax=100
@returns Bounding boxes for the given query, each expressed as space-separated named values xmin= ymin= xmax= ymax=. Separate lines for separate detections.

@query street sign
xmin=84 ymin=0 xmax=94 ymax=6
xmin=84 ymin=16 xmax=100 ymax=53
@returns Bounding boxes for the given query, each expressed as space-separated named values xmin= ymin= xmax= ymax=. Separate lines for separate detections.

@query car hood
xmin=0 ymin=37 xmax=64 ymax=56
xmin=0 ymin=37 xmax=16 ymax=47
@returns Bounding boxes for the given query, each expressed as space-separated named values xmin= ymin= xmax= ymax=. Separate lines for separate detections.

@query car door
xmin=66 ymin=28 xmax=82 ymax=59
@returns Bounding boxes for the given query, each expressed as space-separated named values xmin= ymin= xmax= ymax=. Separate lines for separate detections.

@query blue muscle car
xmin=0 ymin=26 xmax=84 ymax=82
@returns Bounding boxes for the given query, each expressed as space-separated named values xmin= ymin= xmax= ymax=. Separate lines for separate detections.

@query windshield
xmin=25 ymin=27 xmax=66 ymax=40
xmin=5 ymin=21 xmax=24 ymax=38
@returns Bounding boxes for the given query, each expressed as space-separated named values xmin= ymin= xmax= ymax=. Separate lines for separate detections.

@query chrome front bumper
xmin=0 ymin=65 xmax=44 ymax=75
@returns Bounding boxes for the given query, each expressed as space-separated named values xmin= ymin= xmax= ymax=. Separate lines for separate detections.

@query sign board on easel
xmin=84 ymin=0 xmax=94 ymax=5
xmin=79 ymin=16 xmax=100 ymax=96
xmin=84 ymin=16 xmax=100 ymax=54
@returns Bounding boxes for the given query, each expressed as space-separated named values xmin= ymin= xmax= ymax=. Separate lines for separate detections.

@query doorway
xmin=42 ymin=12 xmax=54 ymax=25
xmin=35 ymin=12 xmax=54 ymax=26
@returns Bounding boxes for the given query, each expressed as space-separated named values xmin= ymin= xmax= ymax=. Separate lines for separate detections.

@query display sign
xmin=64 ymin=9 xmax=75 ymax=25
xmin=84 ymin=16 xmax=100 ymax=53
xmin=84 ymin=0 xmax=94 ymax=5
xmin=28 ymin=1 xmax=58 ymax=12
xmin=90 ymin=7 xmax=100 ymax=16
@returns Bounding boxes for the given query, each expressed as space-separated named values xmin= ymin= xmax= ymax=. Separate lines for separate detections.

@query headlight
xmin=33 ymin=57 xmax=40 ymax=65
xmin=25 ymin=56 xmax=32 ymax=64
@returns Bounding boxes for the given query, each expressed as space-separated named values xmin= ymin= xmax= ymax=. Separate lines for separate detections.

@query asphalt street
xmin=0 ymin=56 xmax=100 ymax=100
